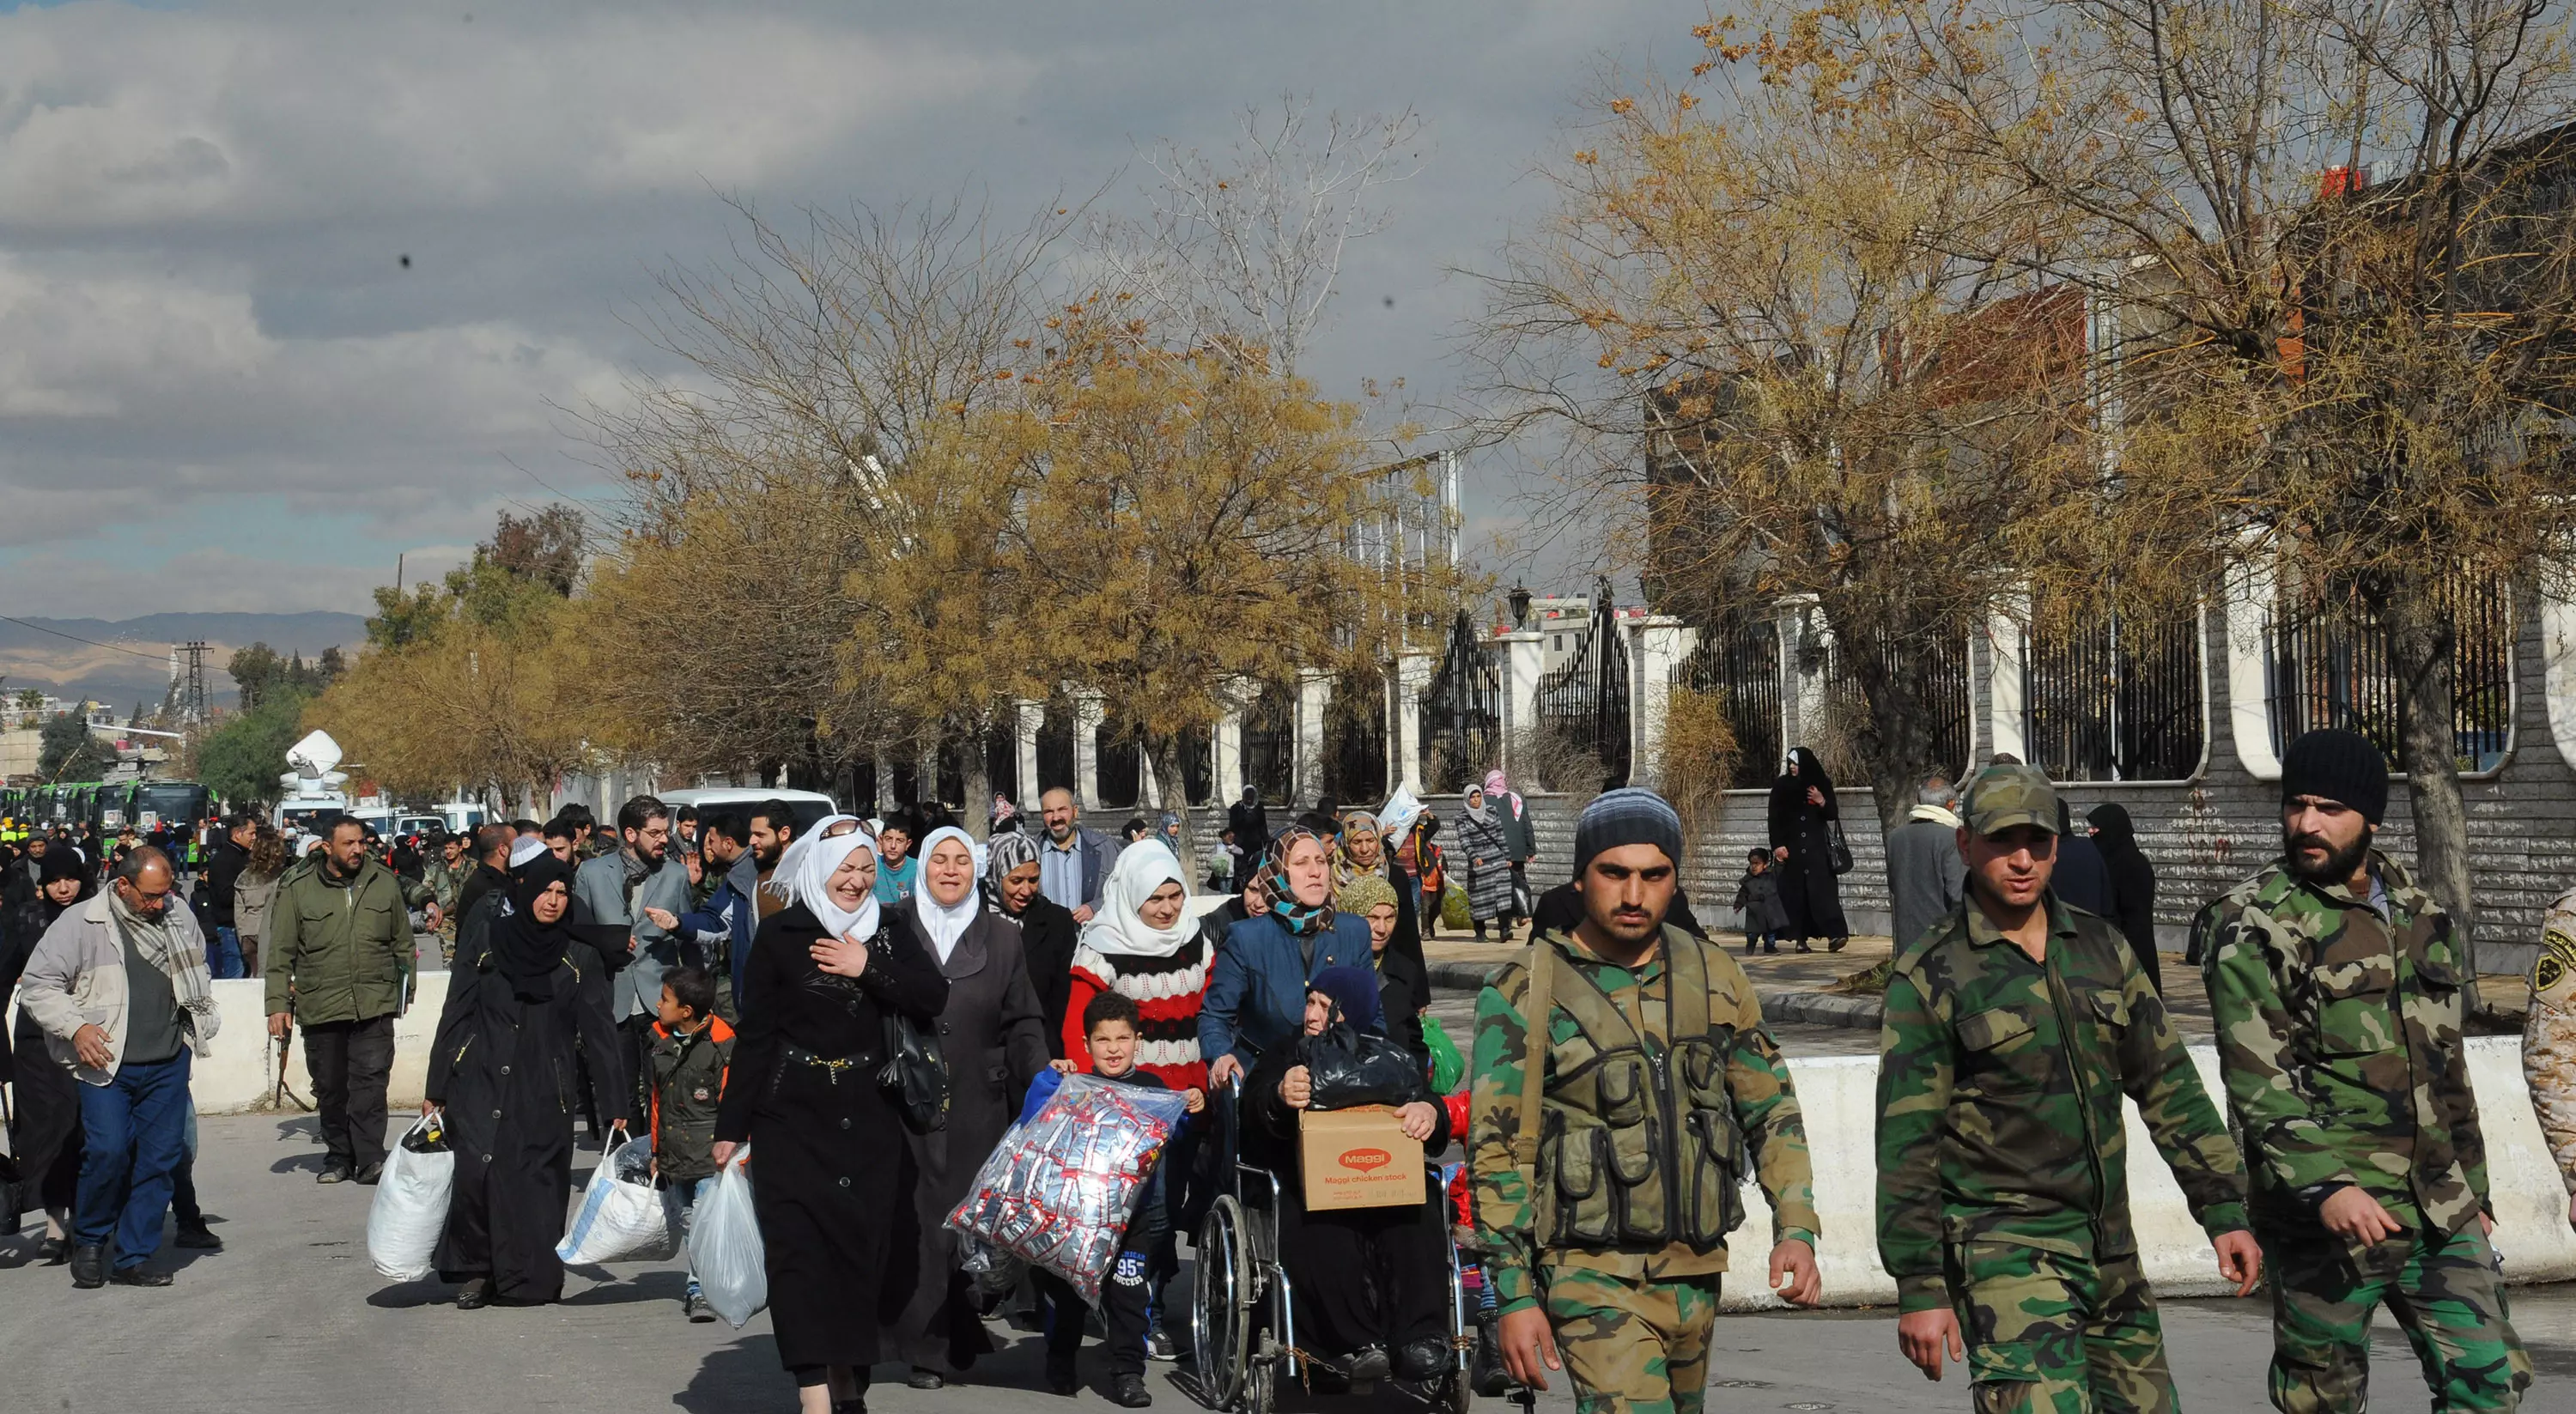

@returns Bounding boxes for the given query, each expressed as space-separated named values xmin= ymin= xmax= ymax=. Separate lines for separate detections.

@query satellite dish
xmin=286 ymin=730 xmax=343 ymax=778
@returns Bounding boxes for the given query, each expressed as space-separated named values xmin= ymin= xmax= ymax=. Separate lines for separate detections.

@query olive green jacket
xmin=264 ymin=856 xmax=434 ymax=1024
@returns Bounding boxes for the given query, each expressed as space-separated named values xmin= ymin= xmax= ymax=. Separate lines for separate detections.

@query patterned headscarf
xmin=983 ymin=828 xmax=1041 ymax=915
xmin=1260 ymin=824 xmax=1334 ymax=938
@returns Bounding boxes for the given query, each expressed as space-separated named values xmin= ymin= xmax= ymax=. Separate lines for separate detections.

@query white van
xmin=656 ymin=787 xmax=843 ymax=835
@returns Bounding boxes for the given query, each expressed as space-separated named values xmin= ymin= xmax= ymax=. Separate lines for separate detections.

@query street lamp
xmin=1508 ymin=583 xmax=1532 ymax=629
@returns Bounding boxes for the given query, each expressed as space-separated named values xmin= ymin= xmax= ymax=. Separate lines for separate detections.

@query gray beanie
xmin=1573 ymin=787 xmax=1686 ymax=876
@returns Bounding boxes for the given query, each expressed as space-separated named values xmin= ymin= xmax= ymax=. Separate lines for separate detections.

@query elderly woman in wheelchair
xmin=1232 ymin=965 xmax=1457 ymax=1385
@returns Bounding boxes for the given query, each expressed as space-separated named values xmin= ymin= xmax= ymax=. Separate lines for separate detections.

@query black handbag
xmin=880 ymin=1012 xmax=950 ymax=1134
xmin=1826 ymin=821 xmax=1855 ymax=876
xmin=1306 ymin=1021 xmax=1424 ymax=1111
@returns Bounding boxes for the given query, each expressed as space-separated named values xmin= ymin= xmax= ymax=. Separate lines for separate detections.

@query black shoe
xmin=906 ymin=1368 xmax=945 ymax=1391
xmin=1394 ymin=1338 xmax=1449 ymax=1381
xmin=1340 ymin=1345 xmax=1390 ymax=1382
xmin=1795 ymin=940 xmax=1813 ymax=953
xmin=353 ymin=1162 xmax=385 ymax=1186
xmin=1109 ymin=1374 xmax=1153 ymax=1408
xmin=174 ymin=1225 xmax=223 ymax=1252
xmin=37 ymin=1235 xmax=67 ymax=1265
xmin=833 ymin=1403 xmax=866 ymax=1414
xmin=456 ymin=1277 xmax=493 ymax=1310
xmin=1471 ymin=1323 xmax=1509 ymax=1398
xmin=1145 ymin=1326 xmax=1179 ymax=1363
xmin=316 ymin=1165 xmax=355 ymax=1185
xmin=1828 ymin=937 xmax=1846 ymax=953
xmin=69 ymin=1244 xmax=105 ymax=1290
xmin=1045 ymin=1350 xmax=1078 ymax=1397
xmin=1764 ymin=942 xmax=1779 ymax=954
xmin=107 ymin=1265 xmax=173 ymax=1287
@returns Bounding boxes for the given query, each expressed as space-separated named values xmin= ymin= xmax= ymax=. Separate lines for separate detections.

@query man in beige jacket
xmin=17 ymin=848 xmax=221 ymax=1289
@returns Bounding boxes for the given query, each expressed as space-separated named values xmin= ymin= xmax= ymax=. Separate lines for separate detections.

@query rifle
xmin=272 ymin=1023 xmax=313 ymax=1113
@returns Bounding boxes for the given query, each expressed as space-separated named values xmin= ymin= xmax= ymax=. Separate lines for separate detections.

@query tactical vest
xmin=1513 ymin=929 xmax=1746 ymax=1251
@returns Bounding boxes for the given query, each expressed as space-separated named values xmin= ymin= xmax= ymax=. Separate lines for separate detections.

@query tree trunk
xmin=1147 ymin=735 xmax=1198 ymax=888
xmin=1836 ymin=612 xmax=1954 ymax=839
xmin=2383 ymin=571 xmax=2479 ymax=978
xmin=959 ymin=719 xmax=993 ymax=840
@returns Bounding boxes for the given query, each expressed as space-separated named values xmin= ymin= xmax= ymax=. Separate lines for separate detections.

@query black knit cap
xmin=2280 ymin=728 xmax=2390 ymax=825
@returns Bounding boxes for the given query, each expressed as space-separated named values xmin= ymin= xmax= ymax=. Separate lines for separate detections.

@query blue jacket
xmin=675 ymin=853 xmax=758 ymax=1008
xmin=1197 ymin=911 xmax=1374 ymax=1071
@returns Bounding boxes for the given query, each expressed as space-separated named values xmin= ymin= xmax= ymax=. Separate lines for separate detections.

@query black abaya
xmin=424 ymin=902 xmax=628 ymax=1302
xmin=1766 ymin=750 xmax=1850 ymax=944
xmin=2087 ymin=803 xmax=2162 ymax=992
xmin=2 ymin=891 xmax=85 ymax=1218
xmin=715 ymin=903 xmax=949 ymax=1373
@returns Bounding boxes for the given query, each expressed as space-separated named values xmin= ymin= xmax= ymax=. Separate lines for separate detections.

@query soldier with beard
xmin=2204 ymin=728 xmax=2530 ymax=1412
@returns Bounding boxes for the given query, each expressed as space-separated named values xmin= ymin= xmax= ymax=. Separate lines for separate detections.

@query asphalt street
xmin=8 ymin=1114 xmax=2576 ymax=1413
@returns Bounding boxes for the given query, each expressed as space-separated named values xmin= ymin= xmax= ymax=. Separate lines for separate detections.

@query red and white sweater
xmin=1061 ymin=937 xmax=1211 ymax=1094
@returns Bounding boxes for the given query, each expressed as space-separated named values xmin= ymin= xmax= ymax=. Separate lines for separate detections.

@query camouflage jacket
xmin=1469 ymin=925 xmax=1818 ymax=1315
xmin=2203 ymin=853 xmax=2488 ymax=1236
xmin=2524 ymin=887 xmax=2576 ymax=1193
xmin=1877 ymin=894 xmax=2246 ymax=1314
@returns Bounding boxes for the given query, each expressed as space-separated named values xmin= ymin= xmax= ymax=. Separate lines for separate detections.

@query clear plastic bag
xmin=556 ymin=1138 xmax=677 ymax=1265
xmin=689 ymin=1150 xmax=766 ymax=1327
xmin=367 ymin=1113 xmax=455 ymax=1280
xmin=946 ymin=1074 xmax=1188 ymax=1303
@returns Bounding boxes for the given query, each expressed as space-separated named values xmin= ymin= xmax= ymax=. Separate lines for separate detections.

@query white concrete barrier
xmin=1719 ymin=1036 xmax=2575 ymax=1308
xmin=9 ymin=974 xmax=455 ymax=1116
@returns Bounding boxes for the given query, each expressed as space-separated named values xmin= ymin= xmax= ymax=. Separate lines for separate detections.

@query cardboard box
xmin=1299 ymin=1106 xmax=1426 ymax=1211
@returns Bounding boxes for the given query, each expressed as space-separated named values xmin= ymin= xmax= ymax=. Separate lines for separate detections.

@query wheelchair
xmin=1190 ymin=1078 xmax=1474 ymax=1414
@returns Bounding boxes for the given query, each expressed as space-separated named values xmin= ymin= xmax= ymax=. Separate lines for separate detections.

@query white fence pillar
xmin=1295 ymin=668 xmax=1331 ymax=806
xmin=1985 ymin=598 xmax=2031 ymax=765
xmin=1497 ymin=629 xmax=1545 ymax=782
xmin=1014 ymin=699 xmax=1042 ymax=806
xmin=1072 ymin=689 xmax=1106 ymax=809
xmin=1394 ymin=649 xmax=1435 ymax=795
xmin=1783 ymin=601 xmax=1827 ymax=756
xmin=1625 ymin=615 xmax=1686 ymax=791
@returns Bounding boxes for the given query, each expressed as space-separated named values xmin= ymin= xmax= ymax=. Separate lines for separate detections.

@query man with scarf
xmin=1884 ymin=777 xmax=1966 ymax=952
xmin=19 ymin=847 xmax=222 ymax=1288
xmin=574 ymin=794 xmax=691 ymax=1125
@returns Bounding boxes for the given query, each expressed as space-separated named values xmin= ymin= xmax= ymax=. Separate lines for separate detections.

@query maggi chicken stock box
xmin=1298 ymin=1106 xmax=1425 ymax=1211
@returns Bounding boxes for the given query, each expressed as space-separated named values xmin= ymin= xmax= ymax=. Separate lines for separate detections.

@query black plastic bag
xmin=1306 ymin=1023 xmax=1422 ymax=1110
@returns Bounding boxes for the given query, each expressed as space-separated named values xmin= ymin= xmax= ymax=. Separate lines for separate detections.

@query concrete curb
xmin=1429 ymin=957 xmax=1884 ymax=1030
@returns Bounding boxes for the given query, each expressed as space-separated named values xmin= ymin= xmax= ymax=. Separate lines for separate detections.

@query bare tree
xmin=1093 ymin=96 xmax=1425 ymax=375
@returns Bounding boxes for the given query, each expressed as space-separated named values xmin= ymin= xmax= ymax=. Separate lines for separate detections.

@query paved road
xmin=9 ymin=1114 xmax=2576 ymax=1412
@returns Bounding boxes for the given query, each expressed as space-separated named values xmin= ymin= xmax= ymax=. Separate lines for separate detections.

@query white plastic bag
xmin=689 ymin=1149 xmax=766 ymax=1327
xmin=556 ymin=1138 xmax=676 ymax=1265
xmin=367 ymin=1113 xmax=455 ymax=1280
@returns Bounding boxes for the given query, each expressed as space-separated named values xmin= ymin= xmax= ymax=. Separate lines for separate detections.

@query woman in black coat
xmin=2087 ymin=803 xmax=2162 ymax=992
xmin=1 ymin=850 xmax=93 ymax=1258
xmin=714 ymin=830 xmax=948 ymax=1414
xmin=1765 ymin=747 xmax=1850 ymax=952
xmin=884 ymin=827 xmax=1052 ymax=1386
xmin=1241 ymin=966 xmax=1454 ymax=1382
xmin=423 ymin=854 xmax=629 ymax=1308
xmin=982 ymin=830 xmax=1081 ymax=1060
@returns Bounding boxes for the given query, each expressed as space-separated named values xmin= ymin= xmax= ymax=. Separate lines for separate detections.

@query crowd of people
xmin=6 ymin=729 xmax=2574 ymax=1413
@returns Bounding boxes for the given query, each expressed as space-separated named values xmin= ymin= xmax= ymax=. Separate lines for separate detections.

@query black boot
xmin=1472 ymin=1322 xmax=1509 ymax=1397
xmin=1109 ymin=1374 xmax=1153 ymax=1408
xmin=69 ymin=1244 xmax=105 ymax=1290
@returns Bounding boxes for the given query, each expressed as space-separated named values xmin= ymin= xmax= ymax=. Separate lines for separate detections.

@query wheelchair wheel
xmin=1194 ymin=1194 xmax=1256 ymax=1410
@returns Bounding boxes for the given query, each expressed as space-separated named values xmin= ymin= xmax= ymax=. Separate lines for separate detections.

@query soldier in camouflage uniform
xmin=2204 ymin=727 xmax=2530 ymax=1412
xmin=1878 ymin=764 xmax=2257 ymax=1413
xmin=2524 ymin=885 xmax=2576 ymax=1230
xmin=1468 ymin=787 xmax=1822 ymax=1414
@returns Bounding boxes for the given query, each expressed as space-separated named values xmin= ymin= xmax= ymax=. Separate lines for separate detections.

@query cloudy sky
xmin=0 ymin=0 xmax=1701 ymax=618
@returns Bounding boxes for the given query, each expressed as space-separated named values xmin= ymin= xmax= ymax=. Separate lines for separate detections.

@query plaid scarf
xmin=109 ymin=888 xmax=221 ymax=1047
xmin=1260 ymin=826 xmax=1334 ymax=938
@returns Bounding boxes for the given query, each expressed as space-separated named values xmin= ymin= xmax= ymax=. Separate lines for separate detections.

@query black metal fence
xmin=2024 ymin=604 xmax=2207 ymax=781
xmin=1420 ymin=610 xmax=1500 ymax=792
xmin=2266 ymin=573 xmax=2516 ymax=773
xmin=1242 ymin=681 xmax=1297 ymax=804
xmin=1036 ymin=695 xmax=1075 ymax=798
xmin=1097 ymin=725 xmax=1142 ymax=809
xmin=1825 ymin=630 xmax=1970 ymax=777
xmin=1322 ymin=669 xmax=1388 ymax=804
xmin=1537 ymin=585 xmax=1633 ymax=789
xmin=1674 ymin=616 xmax=1783 ymax=790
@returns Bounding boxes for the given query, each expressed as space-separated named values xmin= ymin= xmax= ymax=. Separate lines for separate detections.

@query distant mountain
xmin=0 ymin=612 xmax=368 ymax=712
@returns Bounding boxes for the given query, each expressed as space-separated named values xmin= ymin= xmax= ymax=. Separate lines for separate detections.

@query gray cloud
xmin=0 ymin=0 xmax=1703 ymax=616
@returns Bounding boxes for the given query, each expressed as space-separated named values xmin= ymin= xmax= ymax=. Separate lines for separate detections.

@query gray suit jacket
xmin=1041 ymin=827 xmax=1122 ymax=914
xmin=574 ymin=850 xmax=694 ymax=1019
xmin=1885 ymin=813 xmax=1968 ymax=953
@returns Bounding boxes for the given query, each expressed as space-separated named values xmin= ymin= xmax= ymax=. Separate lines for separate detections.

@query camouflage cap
xmin=1962 ymin=764 xmax=2059 ymax=837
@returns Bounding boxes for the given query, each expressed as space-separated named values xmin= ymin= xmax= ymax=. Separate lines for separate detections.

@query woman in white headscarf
xmin=712 ymin=829 xmax=947 ymax=1414
xmin=884 ymin=825 xmax=1052 ymax=1388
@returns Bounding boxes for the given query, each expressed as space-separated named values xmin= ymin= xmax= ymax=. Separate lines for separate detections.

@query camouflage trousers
xmin=1943 ymin=1240 xmax=2174 ymax=1413
xmin=1538 ymin=1263 xmax=1722 ymax=1414
xmin=2264 ymin=1219 xmax=2530 ymax=1413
